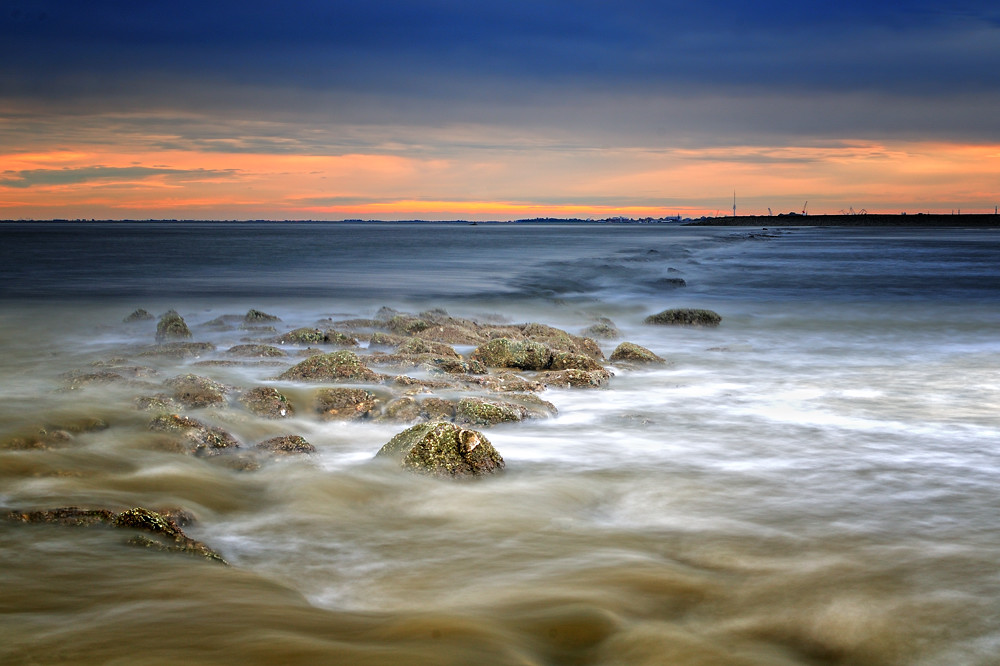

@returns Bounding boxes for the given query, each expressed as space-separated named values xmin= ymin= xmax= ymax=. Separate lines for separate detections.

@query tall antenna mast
xmin=733 ymin=190 xmax=736 ymax=218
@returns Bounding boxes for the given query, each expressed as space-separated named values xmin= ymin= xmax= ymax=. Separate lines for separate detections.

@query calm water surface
xmin=2 ymin=222 xmax=999 ymax=665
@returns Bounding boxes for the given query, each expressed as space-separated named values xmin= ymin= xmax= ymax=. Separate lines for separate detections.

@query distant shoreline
xmin=686 ymin=213 xmax=1000 ymax=227
xmin=2 ymin=214 xmax=999 ymax=227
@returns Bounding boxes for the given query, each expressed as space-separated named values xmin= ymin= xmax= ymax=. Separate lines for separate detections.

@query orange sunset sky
xmin=2 ymin=2 xmax=999 ymax=220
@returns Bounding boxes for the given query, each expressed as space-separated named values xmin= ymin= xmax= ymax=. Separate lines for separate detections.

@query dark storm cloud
xmin=2 ymin=0 xmax=998 ymax=142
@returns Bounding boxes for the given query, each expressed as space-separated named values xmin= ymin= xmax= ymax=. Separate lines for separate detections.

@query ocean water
xmin=1 ymin=221 xmax=999 ymax=665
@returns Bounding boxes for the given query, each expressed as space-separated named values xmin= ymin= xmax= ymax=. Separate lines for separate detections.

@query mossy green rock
xmin=278 ymin=350 xmax=381 ymax=382
xmin=644 ymin=308 xmax=722 ymax=327
xmin=470 ymin=338 xmax=552 ymax=370
xmin=455 ymin=397 xmax=527 ymax=427
xmin=254 ymin=435 xmax=315 ymax=455
xmin=155 ymin=310 xmax=192 ymax=342
xmin=375 ymin=422 xmax=504 ymax=478
xmin=244 ymin=308 xmax=280 ymax=323
xmin=609 ymin=342 xmax=666 ymax=365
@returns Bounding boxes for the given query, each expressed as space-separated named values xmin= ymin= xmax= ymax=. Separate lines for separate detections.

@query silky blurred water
xmin=2 ymin=222 xmax=999 ymax=665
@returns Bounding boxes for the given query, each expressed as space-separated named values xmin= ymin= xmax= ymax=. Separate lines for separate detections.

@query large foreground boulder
xmin=644 ymin=308 xmax=722 ymax=327
xmin=375 ymin=422 xmax=504 ymax=478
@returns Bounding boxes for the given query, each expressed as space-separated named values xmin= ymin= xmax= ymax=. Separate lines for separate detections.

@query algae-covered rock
xmin=5 ymin=506 xmax=227 ymax=564
xmin=644 ymin=308 xmax=722 ymax=327
xmin=226 ymin=344 xmax=287 ymax=358
xmin=244 ymin=308 xmax=281 ymax=323
xmin=165 ymin=374 xmax=231 ymax=408
xmin=138 ymin=342 xmax=215 ymax=359
xmin=314 ymin=387 xmax=380 ymax=420
xmin=471 ymin=338 xmax=552 ymax=371
xmin=377 ymin=396 xmax=423 ymax=423
xmin=539 ymin=368 xmax=613 ymax=389
xmin=609 ymin=342 xmax=666 ymax=365
xmin=254 ymin=435 xmax=316 ymax=455
xmin=124 ymin=308 xmax=155 ymax=323
xmin=375 ymin=422 xmax=504 ymax=478
xmin=549 ymin=351 xmax=605 ymax=372
xmin=277 ymin=350 xmax=381 ymax=382
xmin=273 ymin=327 xmax=329 ymax=345
xmin=519 ymin=323 xmax=604 ymax=360
xmin=148 ymin=414 xmax=240 ymax=456
xmin=239 ymin=386 xmax=294 ymax=418
xmin=396 ymin=337 xmax=461 ymax=358
xmin=581 ymin=317 xmax=620 ymax=340
xmin=455 ymin=397 xmax=528 ymax=427
xmin=155 ymin=310 xmax=192 ymax=342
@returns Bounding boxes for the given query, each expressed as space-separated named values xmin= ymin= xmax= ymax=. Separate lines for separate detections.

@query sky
xmin=2 ymin=0 xmax=999 ymax=220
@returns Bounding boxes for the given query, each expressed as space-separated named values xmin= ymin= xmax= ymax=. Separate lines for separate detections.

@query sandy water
xmin=2 ymin=222 xmax=999 ymax=665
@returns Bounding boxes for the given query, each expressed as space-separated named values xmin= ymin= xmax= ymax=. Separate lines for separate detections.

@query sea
xmin=1 ymin=221 xmax=999 ymax=665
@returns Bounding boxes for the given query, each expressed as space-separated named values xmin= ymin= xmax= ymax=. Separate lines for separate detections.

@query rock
xmin=428 ymin=358 xmax=488 ymax=375
xmin=1 ymin=418 xmax=109 ymax=451
xmin=644 ymin=308 xmax=722 ymax=327
xmin=581 ymin=318 xmax=620 ymax=340
xmin=135 ymin=393 xmax=183 ymax=412
xmin=254 ymin=435 xmax=316 ymax=455
xmin=148 ymin=414 xmax=240 ymax=457
xmin=518 ymin=323 xmax=604 ymax=360
xmin=239 ymin=386 xmax=294 ymax=418
xmin=244 ymin=308 xmax=280 ymax=323
xmin=226 ymin=344 xmax=287 ymax=358
xmin=378 ymin=396 xmax=423 ymax=423
xmin=270 ymin=327 xmax=359 ymax=346
xmin=549 ymin=351 xmax=605 ymax=372
xmin=375 ymin=422 xmax=504 ymax=478
xmin=396 ymin=337 xmax=461 ymax=358
xmin=462 ymin=373 xmax=545 ymax=393
xmin=368 ymin=331 xmax=407 ymax=348
xmin=609 ymin=342 xmax=666 ymax=365
xmin=138 ymin=342 xmax=215 ymax=359
xmin=420 ymin=397 xmax=456 ymax=421
xmin=155 ymin=310 xmax=192 ymax=342
xmin=277 ymin=350 xmax=381 ymax=382
xmin=165 ymin=374 xmax=231 ymax=408
xmin=314 ymin=387 xmax=380 ymax=420
xmin=538 ymin=368 xmax=613 ymax=389
xmin=5 ymin=506 xmax=227 ymax=564
xmin=470 ymin=338 xmax=553 ymax=371
xmin=123 ymin=308 xmax=155 ymax=322
xmin=455 ymin=397 xmax=528 ymax=427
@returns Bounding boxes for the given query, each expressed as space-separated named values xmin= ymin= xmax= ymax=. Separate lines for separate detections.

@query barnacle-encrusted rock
xmin=226 ymin=344 xmax=287 ymax=358
xmin=396 ymin=337 xmax=461 ymax=358
xmin=378 ymin=396 xmax=423 ymax=423
xmin=254 ymin=435 xmax=315 ymax=455
xmin=644 ymin=308 xmax=722 ymax=327
xmin=148 ymin=414 xmax=240 ymax=456
xmin=609 ymin=342 xmax=666 ymax=365
xmin=138 ymin=342 xmax=215 ymax=359
xmin=239 ymin=386 xmax=294 ymax=418
xmin=470 ymin=338 xmax=553 ymax=371
xmin=165 ymin=374 xmax=231 ymax=408
xmin=518 ymin=323 xmax=604 ymax=360
xmin=314 ymin=387 xmax=380 ymax=420
xmin=277 ymin=350 xmax=381 ymax=382
xmin=155 ymin=310 xmax=192 ymax=342
xmin=375 ymin=422 xmax=504 ymax=478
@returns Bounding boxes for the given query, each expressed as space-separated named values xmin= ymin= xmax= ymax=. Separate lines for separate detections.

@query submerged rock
xmin=644 ymin=308 xmax=722 ymax=327
xmin=277 ymin=350 xmax=381 ymax=382
xmin=375 ymin=422 xmax=504 ymax=478
xmin=4 ymin=506 xmax=227 ymax=564
xmin=155 ymin=310 xmax=192 ymax=342
xmin=239 ymin=386 xmax=294 ymax=418
xmin=581 ymin=317 xmax=620 ymax=340
xmin=609 ymin=342 xmax=666 ymax=365
xmin=538 ymin=368 xmax=613 ymax=389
